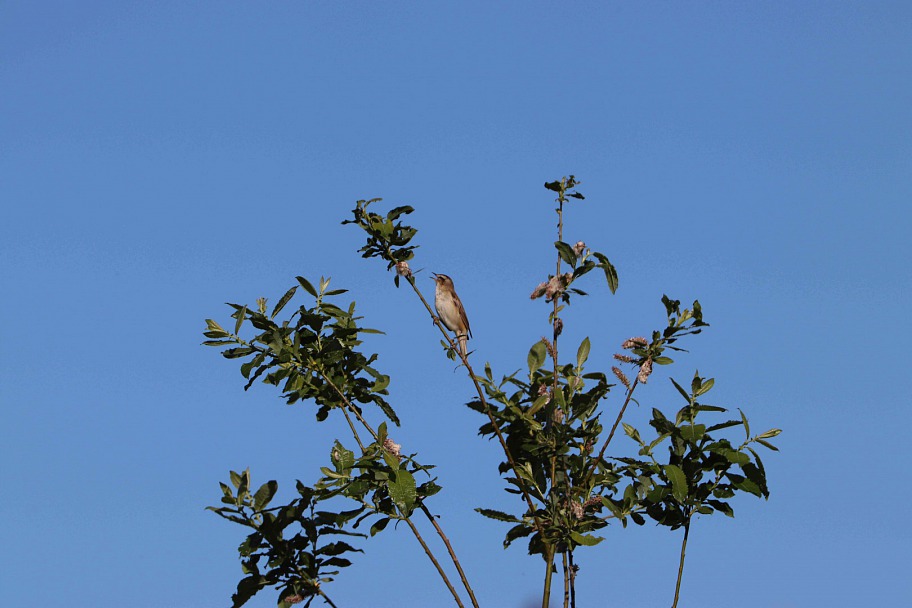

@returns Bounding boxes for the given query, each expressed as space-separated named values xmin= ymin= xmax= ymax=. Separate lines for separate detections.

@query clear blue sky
xmin=2 ymin=2 xmax=910 ymax=607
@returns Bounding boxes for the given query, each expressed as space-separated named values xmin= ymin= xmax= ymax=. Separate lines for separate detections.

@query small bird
xmin=432 ymin=273 xmax=472 ymax=357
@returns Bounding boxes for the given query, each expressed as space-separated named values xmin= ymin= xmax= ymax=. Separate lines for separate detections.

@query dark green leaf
xmin=253 ymin=480 xmax=278 ymax=510
xmin=592 ymin=253 xmax=619 ymax=294
xmin=528 ymin=341 xmax=547 ymax=374
xmin=296 ymin=276 xmax=318 ymax=297
xmin=576 ymin=337 xmax=591 ymax=368
xmin=544 ymin=180 xmax=562 ymax=192
xmin=388 ymin=469 xmax=416 ymax=511
xmin=370 ymin=517 xmax=390 ymax=536
xmin=555 ymin=241 xmax=578 ymax=267
xmin=670 ymin=378 xmax=691 ymax=401
xmin=270 ymin=287 xmax=297 ymax=318
xmin=570 ymin=532 xmax=604 ymax=546
xmin=756 ymin=438 xmax=779 ymax=451
xmin=474 ymin=508 xmax=521 ymax=523
xmin=739 ymin=409 xmax=751 ymax=440
xmin=665 ymin=464 xmax=688 ymax=503
xmin=234 ymin=306 xmax=247 ymax=335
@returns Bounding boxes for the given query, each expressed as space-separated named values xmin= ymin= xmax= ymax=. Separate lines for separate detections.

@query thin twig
xmin=420 ymin=504 xmax=480 ymax=608
xmin=584 ymin=378 xmax=639 ymax=486
xmin=671 ymin=515 xmax=692 ymax=608
xmin=403 ymin=516 xmax=466 ymax=608
xmin=340 ymin=408 xmax=365 ymax=452
xmin=319 ymin=589 xmax=340 ymax=608
xmin=299 ymin=354 xmax=469 ymax=608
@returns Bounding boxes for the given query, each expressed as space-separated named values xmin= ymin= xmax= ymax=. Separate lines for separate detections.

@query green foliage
xmin=314 ymin=434 xmax=439 ymax=521
xmin=204 ymin=175 xmax=781 ymax=608
xmin=614 ymin=371 xmax=780 ymax=530
xmin=205 ymin=277 xmax=442 ymax=606
xmin=204 ymin=276 xmax=398 ymax=425
xmin=341 ymin=199 xmax=418 ymax=287
xmin=207 ymin=470 xmax=365 ymax=608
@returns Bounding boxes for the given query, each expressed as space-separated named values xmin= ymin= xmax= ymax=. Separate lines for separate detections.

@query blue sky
xmin=2 ymin=2 xmax=910 ymax=607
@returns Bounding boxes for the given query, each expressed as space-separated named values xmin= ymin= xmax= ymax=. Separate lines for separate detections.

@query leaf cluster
xmin=615 ymin=372 xmax=781 ymax=529
xmin=203 ymin=276 xmax=398 ymax=424
xmin=204 ymin=277 xmax=449 ymax=607
xmin=471 ymin=337 xmax=617 ymax=553
xmin=208 ymin=470 xmax=365 ymax=608
xmin=316 ymin=426 xmax=442 ymax=533
xmin=341 ymin=199 xmax=417 ymax=286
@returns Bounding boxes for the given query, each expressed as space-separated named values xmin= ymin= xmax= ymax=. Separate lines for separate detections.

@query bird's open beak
xmin=430 ymin=273 xmax=438 ymax=280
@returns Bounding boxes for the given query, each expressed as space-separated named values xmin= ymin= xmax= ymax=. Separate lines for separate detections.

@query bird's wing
xmin=455 ymin=294 xmax=472 ymax=338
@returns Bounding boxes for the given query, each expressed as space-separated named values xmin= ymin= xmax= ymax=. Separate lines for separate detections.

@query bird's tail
xmin=458 ymin=333 xmax=468 ymax=358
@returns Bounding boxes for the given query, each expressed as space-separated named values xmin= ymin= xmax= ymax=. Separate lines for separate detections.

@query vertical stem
xmin=542 ymin=191 xmax=565 ymax=608
xmin=562 ymin=550 xmax=570 ymax=608
xmin=542 ymin=546 xmax=555 ymax=608
xmin=420 ymin=504 xmax=480 ymax=608
xmin=552 ymin=196 xmax=564 ymax=402
xmin=671 ymin=515 xmax=692 ymax=608
xmin=568 ymin=550 xmax=577 ymax=608
xmin=404 ymin=516 xmax=466 ymax=608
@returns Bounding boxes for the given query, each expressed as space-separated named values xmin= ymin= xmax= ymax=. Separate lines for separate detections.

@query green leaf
xmin=229 ymin=470 xmax=242 ymax=489
xmin=592 ymin=252 xmax=619 ymax=294
xmin=234 ymin=306 xmax=247 ymax=335
xmin=528 ymin=341 xmax=547 ymax=374
xmin=755 ymin=438 xmax=779 ymax=451
xmin=271 ymin=286 xmax=297 ymax=318
xmin=623 ymin=423 xmax=644 ymax=445
xmin=670 ymin=378 xmax=691 ymax=401
xmin=381 ymin=450 xmax=400 ymax=471
xmin=296 ymin=276 xmax=318 ymax=297
xmin=376 ymin=399 xmax=401 ymax=426
xmin=331 ymin=441 xmax=355 ymax=473
xmin=555 ymin=241 xmax=578 ymax=267
xmin=387 ymin=205 xmax=414 ymax=219
xmin=576 ymin=337 xmax=591 ymax=368
xmin=733 ymin=476 xmax=763 ymax=497
xmin=695 ymin=377 xmax=714 ymax=396
xmin=724 ymin=450 xmax=751 ymax=465
xmin=665 ymin=464 xmax=688 ymax=503
xmin=680 ymin=424 xmax=706 ymax=443
xmin=253 ymin=480 xmax=278 ymax=510
xmin=388 ymin=469 xmax=417 ymax=511
xmin=706 ymin=420 xmax=742 ymax=433
xmin=756 ymin=428 xmax=782 ymax=440
xmin=707 ymin=499 xmax=734 ymax=517
xmin=503 ymin=523 xmax=534 ymax=548
xmin=653 ymin=356 xmax=674 ymax=365
xmin=474 ymin=508 xmax=521 ymax=523
xmin=570 ymin=532 xmax=604 ymax=547
xmin=739 ymin=409 xmax=751 ymax=440
xmin=370 ymin=517 xmax=391 ymax=536
xmin=230 ymin=574 xmax=266 ymax=608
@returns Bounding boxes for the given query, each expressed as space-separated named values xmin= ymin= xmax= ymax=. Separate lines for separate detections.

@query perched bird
xmin=432 ymin=273 xmax=472 ymax=357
